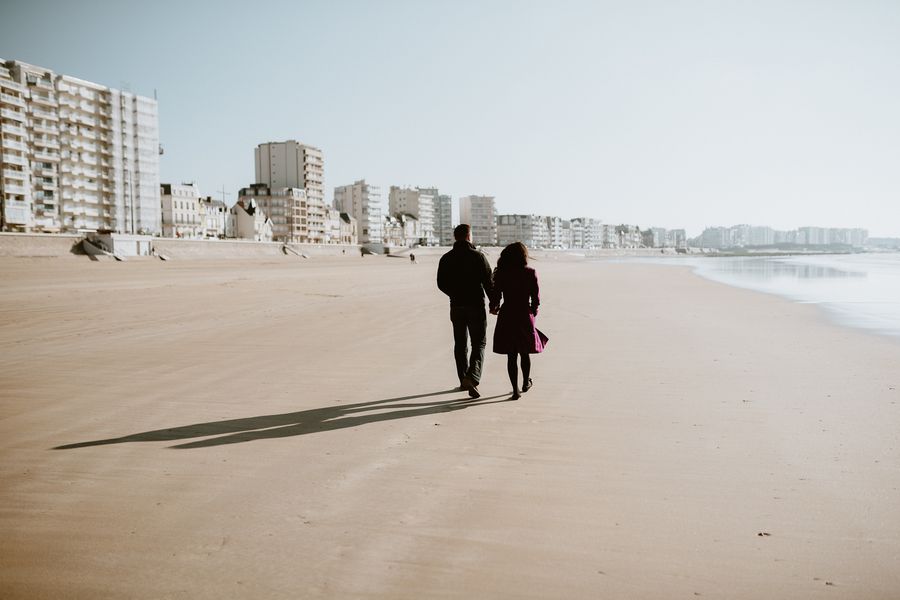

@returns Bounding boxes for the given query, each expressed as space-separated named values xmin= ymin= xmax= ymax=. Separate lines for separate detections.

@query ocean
xmin=650 ymin=253 xmax=900 ymax=339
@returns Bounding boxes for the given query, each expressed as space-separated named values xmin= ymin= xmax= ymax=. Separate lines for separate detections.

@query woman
xmin=489 ymin=242 xmax=547 ymax=399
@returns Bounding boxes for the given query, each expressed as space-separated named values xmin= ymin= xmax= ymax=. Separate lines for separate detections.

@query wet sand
xmin=1 ymin=254 xmax=899 ymax=599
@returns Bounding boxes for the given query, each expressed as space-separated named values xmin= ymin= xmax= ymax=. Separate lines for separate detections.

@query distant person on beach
xmin=489 ymin=242 xmax=547 ymax=400
xmin=410 ymin=252 xmax=416 ymax=264
xmin=437 ymin=224 xmax=494 ymax=398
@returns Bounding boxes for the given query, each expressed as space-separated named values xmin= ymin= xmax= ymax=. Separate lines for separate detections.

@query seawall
xmin=0 ymin=232 xmax=84 ymax=257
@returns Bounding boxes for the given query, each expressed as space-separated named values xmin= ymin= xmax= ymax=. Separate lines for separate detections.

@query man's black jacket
xmin=436 ymin=241 xmax=494 ymax=307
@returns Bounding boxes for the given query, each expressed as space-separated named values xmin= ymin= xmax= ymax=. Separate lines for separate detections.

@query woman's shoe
xmin=511 ymin=391 xmax=521 ymax=400
xmin=522 ymin=378 xmax=533 ymax=393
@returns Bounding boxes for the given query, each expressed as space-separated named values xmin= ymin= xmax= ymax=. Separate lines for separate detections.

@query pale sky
xmin=3 ymin=0 xmax=899 ymax=236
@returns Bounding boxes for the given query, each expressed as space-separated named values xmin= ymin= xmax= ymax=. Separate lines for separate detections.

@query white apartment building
xmin=255 ymin=140 xmax=326 ymax=243
xmin=458 ymin=195 xmax=496 ymax=246
xmin=238 ymin=183 xmax=306 ymax=243
xmin=383 ymin=213 xmax=422 ymax=247
xmin=496 ymin=214 xmax=550 ymax=248
xmin=749 ymin=225 xmax=774 ymax=246
xmin=545 ymin=216 xmax=570 ymax=249
xmin=650 ymin=227 xmax=669 ymax=248
xmin=600 ymin=224 xmax=618 ymax=248
xmin=255 ymin=140 xmax=323 ymax=201
xmin=388 ymin=185 xmax=435 ymax=245
xmin=570 ymin=217 xmax=603 ymax=249
xmin=617 ymin=224 xmax=643 ymax=248
xmin=199 ymin=196 xmax=228 ymax=238
xmin=670 ymin=229 xmax=687 ymax=249
xmin=0 ymin=59 xmax=160 ymax=234
xmin=426 ymin=191 xmax=453 ymax=246
xmin=160 ymin=183 xmax=203 ymax=238
xmin=323 ymin=208 xmax=357 ymax=245
xmin=333 ymin=179 xmax=383 ymax=244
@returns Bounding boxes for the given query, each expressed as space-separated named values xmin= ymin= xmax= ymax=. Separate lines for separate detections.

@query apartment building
xmin=0 ymin=59 xmax=160 ymax=234
xmin=237 ymin=183 xmax=306 ymax=243
xmin=383 ymin=213 xmax=422 ymax=247
xmin=388 ymin=186 xmax=435 ymax=245
xmin=649 ymin=227 xmax=669 ymax=248
xmin=160 ymin=183 xmax=203 ymax=238
xmin=254 ymin=140 xmax=327 ymax=243
xmin=199 ymin=196 xmax=228 ymax=238
xmin=616 ymin=224 xmax=643 ymax=248
xmin=338 ymin=212 xmax=357 ymax=245
xmin=254 ymin=140 xmax=322 ymax=200
xmin=545 ymin=216 xmax=570 ymax=249
xmin=333 ymin=179 xmax=383 ymax=244
xmin=570 ymin=217 xmax=602 ymax=249
xmin=669 ymin=229 xmax=687 ymax=249
xmin=458 ymin=195 xmax=496 ymax=246
xmin=427 ymin=191 xmax=453 ymax=246
xmin=496 ymin=214 xmax=550 ymax=248
xmin=323 ymin=209 xmax=357 ymax=245
xmin=600 ymin=224 xmax=618 ymax=248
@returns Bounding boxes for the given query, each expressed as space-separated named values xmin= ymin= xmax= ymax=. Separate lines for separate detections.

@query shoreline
xmin=1 ymin=256 xmax=899 ymax=598
xmin=600 ymin=253 xmax=900 ymax=342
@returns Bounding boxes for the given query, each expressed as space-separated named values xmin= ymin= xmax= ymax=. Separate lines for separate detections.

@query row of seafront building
xmin=693 ymin=225 xmax=869 ymax=249
xmin=0 ymin=58 xmax=871 ymax=251
xmin=0 ymin=58 xmax=677 ymax=250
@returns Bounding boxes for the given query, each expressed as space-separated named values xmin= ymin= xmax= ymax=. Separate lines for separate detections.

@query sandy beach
xmin=1 ymin=253 xmax=899 ymax=599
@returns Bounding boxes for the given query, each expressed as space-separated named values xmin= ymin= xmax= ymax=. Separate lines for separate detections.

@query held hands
xmin=489 ymin=304 xmax=500 ymax=315
xmin=530 ymin=306 xmax=539 ymax=316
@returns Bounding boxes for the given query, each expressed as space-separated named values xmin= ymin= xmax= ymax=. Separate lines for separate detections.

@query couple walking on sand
xmin=437 ymin=224 xmax=547 ymax=400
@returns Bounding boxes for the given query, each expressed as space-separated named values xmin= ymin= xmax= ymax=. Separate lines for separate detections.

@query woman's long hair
xmin=496 ymin=242 xmax=529 ymax=273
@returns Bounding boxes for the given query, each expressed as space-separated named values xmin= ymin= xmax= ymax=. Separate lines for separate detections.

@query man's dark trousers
xmin=450 ymin=304 xmax=487 ymax=386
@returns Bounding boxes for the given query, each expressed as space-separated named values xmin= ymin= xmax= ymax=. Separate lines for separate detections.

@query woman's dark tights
xmin=507 ymin=353 xmax=531 ymax=393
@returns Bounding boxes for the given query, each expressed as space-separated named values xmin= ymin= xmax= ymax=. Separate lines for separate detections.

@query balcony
xmin=31 ymin=93 xmax=56 ymax=106
xmin=34 ymin=165 xmax=59 ymax=177
xmin=0 ymin=92 xmax=25 ymax=108
xmin=33 ymin=123 xmax=58 ymax=135
xmin=3 ymin=168 xmax=26 ymax=179
xmin=4 ymin=198 xmax=28 ymax=208
xmin=0 ymin=78 xmax=24 ymax=92
xmin=1 ymin=122 xmax=26 ymax=136
xmin=30 ymin=108 xmax=58 ymax=121
xmin=35 ymin=138 xmax=60 ymax=149
xmin=2 ymin=139 xmax=26 ymax=151
xmin=3 ymin=183 xmax=27 ymax=194
xmin=1 ymin=107 xmax=26 ymax=122
xmin=34 ymin=150 xmax=60 ymax=162
xmin=1 ymin=153 xmax=26 ymax=166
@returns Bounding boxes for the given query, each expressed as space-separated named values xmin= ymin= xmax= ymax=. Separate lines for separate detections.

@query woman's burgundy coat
xmin=489 ymin=266 xmax=545 ymax=354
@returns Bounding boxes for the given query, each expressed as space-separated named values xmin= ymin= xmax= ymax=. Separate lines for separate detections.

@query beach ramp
xmin=282 ymin=245 xmax=309 ymax=258
xmin=81 ymin=239 xmax=126 ymax=261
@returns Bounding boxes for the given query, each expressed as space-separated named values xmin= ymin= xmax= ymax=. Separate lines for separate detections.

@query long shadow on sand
xmin=53 ymin=389 xmax=512 ymax=450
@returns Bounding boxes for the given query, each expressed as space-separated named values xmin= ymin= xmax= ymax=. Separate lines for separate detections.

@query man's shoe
xmin=461 ymin=376 xmax=480 ymax=398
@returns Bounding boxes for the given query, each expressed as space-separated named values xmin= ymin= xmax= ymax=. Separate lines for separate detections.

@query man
xmin=437 ymin=224 xmax=493 ymax=398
